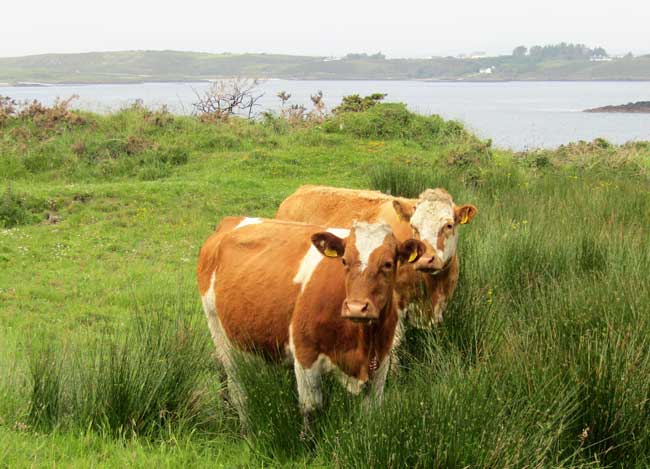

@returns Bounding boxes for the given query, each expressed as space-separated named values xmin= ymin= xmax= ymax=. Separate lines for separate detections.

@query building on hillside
xmin=590 ymin=55 xmax=613 ymax=62
xmin=479 ymin=66 xmax=494 ymax=74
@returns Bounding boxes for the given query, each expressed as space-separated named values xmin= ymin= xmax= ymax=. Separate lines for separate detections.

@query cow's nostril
xmin=361 ymin=302 xmax=369 ymax=312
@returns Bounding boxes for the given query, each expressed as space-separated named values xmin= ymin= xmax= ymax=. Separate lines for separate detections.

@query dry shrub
xmin=125 ymin=135 xmax=155 ymax=155
xmin=0 ymin=96 xmax=17 ymax=126
xmin=281 ymin=104 xmax=307 ymax=125
xmin=146 ymin=106 xmax=174 ymax=127
xmin=8 ymin=126 xmax=31 ymax=141
xmin=198 ymin=112 xmax=229 ymax=124
xmin=128 ymin=100 xmax=175 ymax=127
xmin=308 ymin=91 xmax=327 ymax=123
xmin=71 ymin=141 xmax=87 ymax=156
xmin=193 ymin=78 xmax=264 ymax=121
xmin=277 ymin=90 xmax=328 ymax=125
xmin=19 ymin=96 xmax=86 ymax=128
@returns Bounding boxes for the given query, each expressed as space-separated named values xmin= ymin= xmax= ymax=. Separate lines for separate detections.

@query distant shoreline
xmin=3 ymin=78 xmax=650 ymax=87
xmin=3 ymin=49 xmax=650 ymax=85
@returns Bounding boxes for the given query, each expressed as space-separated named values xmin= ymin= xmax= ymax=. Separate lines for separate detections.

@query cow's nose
xmin=414 ymin=255 xmax=445 ymax=273
xmin=341 ymin=300 xmax=378 ymax=321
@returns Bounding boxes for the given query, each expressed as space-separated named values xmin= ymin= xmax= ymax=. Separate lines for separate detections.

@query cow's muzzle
xmin=413 ymin=255 xmax=449 ymax=274
xmin=341 ymin=300 xmax=379 ymax=323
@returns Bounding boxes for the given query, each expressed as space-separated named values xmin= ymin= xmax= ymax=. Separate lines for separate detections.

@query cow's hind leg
xmin=202 ymin=273 xmax=248 ymax=430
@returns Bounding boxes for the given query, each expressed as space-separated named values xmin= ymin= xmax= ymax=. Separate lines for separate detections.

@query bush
xmin=332 ymin=93 xmax=387 ymax=113
xmin=0 ymin=186 xmax=35 ymax=228
xmin=324 ymin=103 xmax=474 ymax=145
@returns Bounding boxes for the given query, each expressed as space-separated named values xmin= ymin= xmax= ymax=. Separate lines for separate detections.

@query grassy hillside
xmin=1 ymin=50 xmax=650 ymax=83
xmin=1 ymin=99 xmax=650 ymax=467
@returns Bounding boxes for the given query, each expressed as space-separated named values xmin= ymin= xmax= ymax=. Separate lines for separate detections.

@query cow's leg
xmin=368 ymin=356 xmax=391 ymax=403
xmin=202 ymin=273 xmax=248 ymax=430
xmin=389 ymin=310 xmax=406 ymax=374
xmin=293 ymin=358 xmax=322 ymax=440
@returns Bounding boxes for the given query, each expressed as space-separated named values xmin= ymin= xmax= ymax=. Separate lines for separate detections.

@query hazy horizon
xmin=2 ymin=0 xmax=649 ymax=58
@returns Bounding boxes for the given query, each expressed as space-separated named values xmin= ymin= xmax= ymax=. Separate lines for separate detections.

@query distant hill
xmin=1 ymin=50 xmax=650 ymax=84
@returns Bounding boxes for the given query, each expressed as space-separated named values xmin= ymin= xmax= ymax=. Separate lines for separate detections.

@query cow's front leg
xmin=293 ymin=358 xmax=322 ymax=440
xmin=367 ymin=356 xmax=391 ymax=404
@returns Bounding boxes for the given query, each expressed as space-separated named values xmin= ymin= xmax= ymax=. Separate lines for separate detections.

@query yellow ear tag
xmin=408 ymin=250 xmax=418 ymax=263
xmin=460 ymin=214 xmax=469 ymax=225
xmin=323 ymin=247 xmax=339 ymax=258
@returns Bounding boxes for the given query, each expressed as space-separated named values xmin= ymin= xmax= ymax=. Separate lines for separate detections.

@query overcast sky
xmin=3 ymin=0 xmax=648 ymax=58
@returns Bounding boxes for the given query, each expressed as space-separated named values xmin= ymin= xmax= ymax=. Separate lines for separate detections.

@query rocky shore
xmin=584 ymin=101 xmax=650 ymax=113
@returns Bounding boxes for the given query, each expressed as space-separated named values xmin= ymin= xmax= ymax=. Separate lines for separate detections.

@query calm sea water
xmin=2 ymin=80 xmax=649 ymax=150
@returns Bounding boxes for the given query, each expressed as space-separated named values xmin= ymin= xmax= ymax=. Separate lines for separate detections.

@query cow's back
xmin=277 ymin=185 xmax=413 ymax=241
xmin=198 ymin=218 xmax=327 ymax=359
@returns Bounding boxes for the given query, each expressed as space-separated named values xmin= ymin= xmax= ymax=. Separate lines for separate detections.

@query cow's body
xmin=276 ymin=185 xmax=473 ymax=325
xmin=197 ymin=216 xmax=423 ymax=431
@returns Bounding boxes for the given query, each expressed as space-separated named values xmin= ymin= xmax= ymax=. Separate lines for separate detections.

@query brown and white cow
xmin=276 ymin=185 xmax=477 ymax=326
xmin=197 ymin=217 xmax=424 ymax=432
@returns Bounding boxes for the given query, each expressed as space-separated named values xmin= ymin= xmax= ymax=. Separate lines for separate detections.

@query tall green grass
xmin=2 ymin=102 xmax=650 ymax=466
xmin=6 ymin=164 xmax=650 ymax=467
xmin=3 ymin=298 xmax=231 ymax=440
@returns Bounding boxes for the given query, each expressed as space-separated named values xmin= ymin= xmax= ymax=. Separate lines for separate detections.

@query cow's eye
xmin=383 ymin=261 xmax=394 ymax=270
xmin=341 ymin=258 xmax=348 ymax=267
xmin=446 ymin=223 xmax=454 ymax=230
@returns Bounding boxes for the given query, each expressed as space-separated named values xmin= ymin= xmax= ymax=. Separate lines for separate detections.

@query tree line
xmin=512 ymin=42 xmax=608 ymax=60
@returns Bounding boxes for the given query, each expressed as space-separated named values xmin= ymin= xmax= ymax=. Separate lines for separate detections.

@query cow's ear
xmin=311 ymin=232 xmax=346 ymax=258
xmin=392 ymin=200 xmax=415 ymax=222
xmin=397 ymin=239 xmax=426 ymax=264
xmin=455 ymin=204 xmax=478 ymax=225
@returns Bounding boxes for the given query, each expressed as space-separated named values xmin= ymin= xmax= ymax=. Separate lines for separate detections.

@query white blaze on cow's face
xmin=312 ymin=221 xmax=425 ymax=323
xmin=410 ymin=197 xmax=457 ymax=264
xmin=353 ymin=221 xmax=393 ymax=272
xmin=394 ymin=189 xmax=477 ymax=274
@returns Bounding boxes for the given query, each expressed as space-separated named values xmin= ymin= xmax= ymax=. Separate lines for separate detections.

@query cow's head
xmin=312 ymin=222 xmax=425 ymax=323
xmin=393 ymin=189 xmax=477 ymax=274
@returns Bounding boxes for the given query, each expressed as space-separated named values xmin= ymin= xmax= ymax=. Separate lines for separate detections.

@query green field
xmin=1 ymin=98 xmax=650 ymax=467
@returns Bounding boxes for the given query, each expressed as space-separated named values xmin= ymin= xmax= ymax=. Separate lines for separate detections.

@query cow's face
xmin=393 ymin=189 xmax=477 ymax=274
xmin=312 ymin=222 xmax=425 ymax=323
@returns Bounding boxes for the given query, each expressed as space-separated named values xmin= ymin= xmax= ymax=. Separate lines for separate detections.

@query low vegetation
xmin=1 ymin=97 xmax=649 ymax=466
